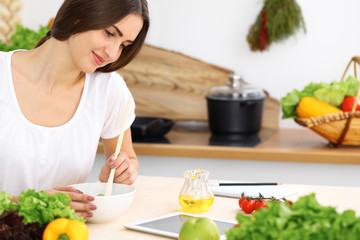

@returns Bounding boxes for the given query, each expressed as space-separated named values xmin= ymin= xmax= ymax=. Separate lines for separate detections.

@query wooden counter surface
xmin=97 ymin=128 xmax=360 ymax=165
xmin=88 ymin=175 xmax=360 ymax=240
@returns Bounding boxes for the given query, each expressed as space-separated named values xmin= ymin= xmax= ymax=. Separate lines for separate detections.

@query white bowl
xmin=71 ymin=182 xmax=136 ymax=224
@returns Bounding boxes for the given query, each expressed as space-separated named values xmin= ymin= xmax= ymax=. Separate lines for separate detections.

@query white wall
xmin=19 ymin=0 xmax=360 ymax=128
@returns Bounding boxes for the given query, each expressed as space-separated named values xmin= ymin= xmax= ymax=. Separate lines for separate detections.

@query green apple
xmin=179 ymin=217 xmax=220 ymax=240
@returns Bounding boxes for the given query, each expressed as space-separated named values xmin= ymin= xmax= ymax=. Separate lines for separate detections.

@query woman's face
xmin=67 ymin=14 xmax=143 ymax=73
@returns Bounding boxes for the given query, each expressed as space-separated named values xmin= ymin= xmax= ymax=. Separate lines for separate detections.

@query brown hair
xmin=35 ymin=0 xmax=149 ymax=72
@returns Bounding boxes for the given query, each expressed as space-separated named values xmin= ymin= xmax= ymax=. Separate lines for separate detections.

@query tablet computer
xmin=124 ymin=212 xmax=237 ymax=240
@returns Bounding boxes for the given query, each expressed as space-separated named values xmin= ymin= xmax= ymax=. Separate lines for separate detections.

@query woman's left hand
xmin=46 ymin=186 xmax=96 ymax=219
xmin=98 ymin=152 xmax=137 ymax=185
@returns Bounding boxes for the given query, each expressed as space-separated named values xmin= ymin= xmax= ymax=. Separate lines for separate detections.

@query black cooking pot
xmin=206 ymin=74 xmax=265 ymax=135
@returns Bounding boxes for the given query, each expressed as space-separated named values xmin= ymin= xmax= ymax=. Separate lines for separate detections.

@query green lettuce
xmin=0 ymin=189 xmax=84 ymax=226
xmin=226 ymin=193 xmax=360 ymax=240
xmin=0 ymin=191 xmax=16 ymax=215
xmin=313 ymin=81 xmax=348 ymax=107
xmin=280 ymin=76 xmax=360 ymax=119
xmin=0 ymin=24 xmax=49 ymax=51
xmin=345 ymin=75 xmax=360 ymax=96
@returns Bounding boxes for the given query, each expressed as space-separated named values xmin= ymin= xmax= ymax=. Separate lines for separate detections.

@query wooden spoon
xmin=104 ymin=100 xmax=131 ymax=196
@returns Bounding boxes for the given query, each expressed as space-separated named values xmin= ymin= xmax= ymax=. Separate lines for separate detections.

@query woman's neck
xmin=13 ymin=38 xmax=84 ymax=94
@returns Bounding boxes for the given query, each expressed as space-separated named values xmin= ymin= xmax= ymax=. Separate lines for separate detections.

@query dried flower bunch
xmin=0 ymin=0 xmax=22 ymax=43
xmin=247 ymin=0 xmax=306 ymax=51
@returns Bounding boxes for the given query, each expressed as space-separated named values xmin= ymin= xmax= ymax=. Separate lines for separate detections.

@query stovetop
xmin=209 ymin=133 xmax=261 ymax=147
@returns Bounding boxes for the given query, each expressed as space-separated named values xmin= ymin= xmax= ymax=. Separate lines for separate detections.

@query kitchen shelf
xmin=97 ymin=128 xmax=360 ymax=165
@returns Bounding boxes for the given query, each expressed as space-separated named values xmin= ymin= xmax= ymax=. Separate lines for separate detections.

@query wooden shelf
xmin=97 ymin=128 xmax=360 ymax=165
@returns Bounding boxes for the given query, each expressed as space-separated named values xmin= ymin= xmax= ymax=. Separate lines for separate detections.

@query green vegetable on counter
xmin=226 ymin=193 xmax=360 ymax=240
xmin=0 ymin=189 xmax=85 ymax=238
xmin=0 ymin=24 xmax=49 ymax=51
xmin=0 ymin=191 xmax=16 ymax=215
xmin=0 ymin=189 xmax=84 ymax=226
xmin=280 ymin=76 xmax=360 ymax=119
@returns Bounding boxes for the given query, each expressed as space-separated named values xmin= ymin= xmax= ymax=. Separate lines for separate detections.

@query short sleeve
xmin=101 ymin=72 xmax=136 ymax=139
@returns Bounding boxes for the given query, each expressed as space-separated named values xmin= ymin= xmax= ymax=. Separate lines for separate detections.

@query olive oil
xmin=179 ymin=194 xmax=214 ymax=212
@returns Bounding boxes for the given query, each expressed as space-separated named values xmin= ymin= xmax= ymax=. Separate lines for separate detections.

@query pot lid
xmin=206 ymin=74 xmax=266 ymax=100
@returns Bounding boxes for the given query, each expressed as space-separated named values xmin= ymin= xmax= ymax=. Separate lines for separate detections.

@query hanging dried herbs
xmin=247 ymin=0 xmax=306 ymax=51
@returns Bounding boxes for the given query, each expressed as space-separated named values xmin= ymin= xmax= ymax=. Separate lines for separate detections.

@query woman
xmin=0 ymin=0 xmax=149 ymax=219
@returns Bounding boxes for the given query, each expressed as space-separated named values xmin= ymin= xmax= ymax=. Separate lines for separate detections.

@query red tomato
xmin=238 ymin=196 xmax=247 ymax=208
xmin=241 ymin=199 xmax=255 ymax=214
xmin=254 ymin=199 xmax=267 ymax=210
xmin=341 ymin=96 xmax=360 ymax=112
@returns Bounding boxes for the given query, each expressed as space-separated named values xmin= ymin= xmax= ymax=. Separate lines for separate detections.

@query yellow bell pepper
xmin=296 ymin=96 xmax=342 ymax=118
xmin=48 ymin=17 xmax=55 ymax=29
xmin=43 ymin=218 xmax=89 ymax=240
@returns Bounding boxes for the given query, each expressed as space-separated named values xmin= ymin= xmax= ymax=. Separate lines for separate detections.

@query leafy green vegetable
xmin=0 ymin=189 xmax=84 ymax=227
xmin=0 ymin=191 xmax=16 ymax=215
xmin=279 ymin=89 xmax=305 ymax=119
xmin=313 ymin=81 xmax=348 ymax=107
xmin=280 ymin=76 xmax=360 ymax=119
xmin=226 ymin=193 xmax=360 ymax=240
xmin=0 ymin=24 xmax=49 ymax=51
xmin=345 ymin=76 xmax=360 ymax=96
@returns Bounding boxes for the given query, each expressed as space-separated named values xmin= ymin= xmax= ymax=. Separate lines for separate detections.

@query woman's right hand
xmin=46 ymin=186 xmax=97 ymax=219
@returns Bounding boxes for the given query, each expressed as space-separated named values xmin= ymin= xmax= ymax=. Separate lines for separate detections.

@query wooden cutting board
xmin=117 ymin=44 xmax=279 ymax=130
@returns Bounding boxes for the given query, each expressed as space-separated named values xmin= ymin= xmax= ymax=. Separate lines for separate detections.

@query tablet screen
xmin=124 ymin=212 xmax=236 ymax=239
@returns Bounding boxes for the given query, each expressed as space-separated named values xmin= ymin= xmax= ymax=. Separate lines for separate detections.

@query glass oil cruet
xmin=179 ymin=169 xmax=214 ymax=212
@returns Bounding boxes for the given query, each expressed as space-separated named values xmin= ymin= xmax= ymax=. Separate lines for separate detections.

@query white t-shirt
xmin=0 ymin=50 xmax=136 ymax=195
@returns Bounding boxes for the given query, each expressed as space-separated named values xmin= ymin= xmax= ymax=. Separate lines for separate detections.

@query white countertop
xmin=87 ymin=175 xmax=360 ymax=239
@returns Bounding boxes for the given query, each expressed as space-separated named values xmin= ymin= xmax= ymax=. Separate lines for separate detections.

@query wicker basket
xmin=295 ymin=56 xmax=360 ymax=147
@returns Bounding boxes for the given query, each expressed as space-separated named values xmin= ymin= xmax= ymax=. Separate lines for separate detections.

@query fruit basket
xmin=295 ymin=56 xmax=360 ymax=147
